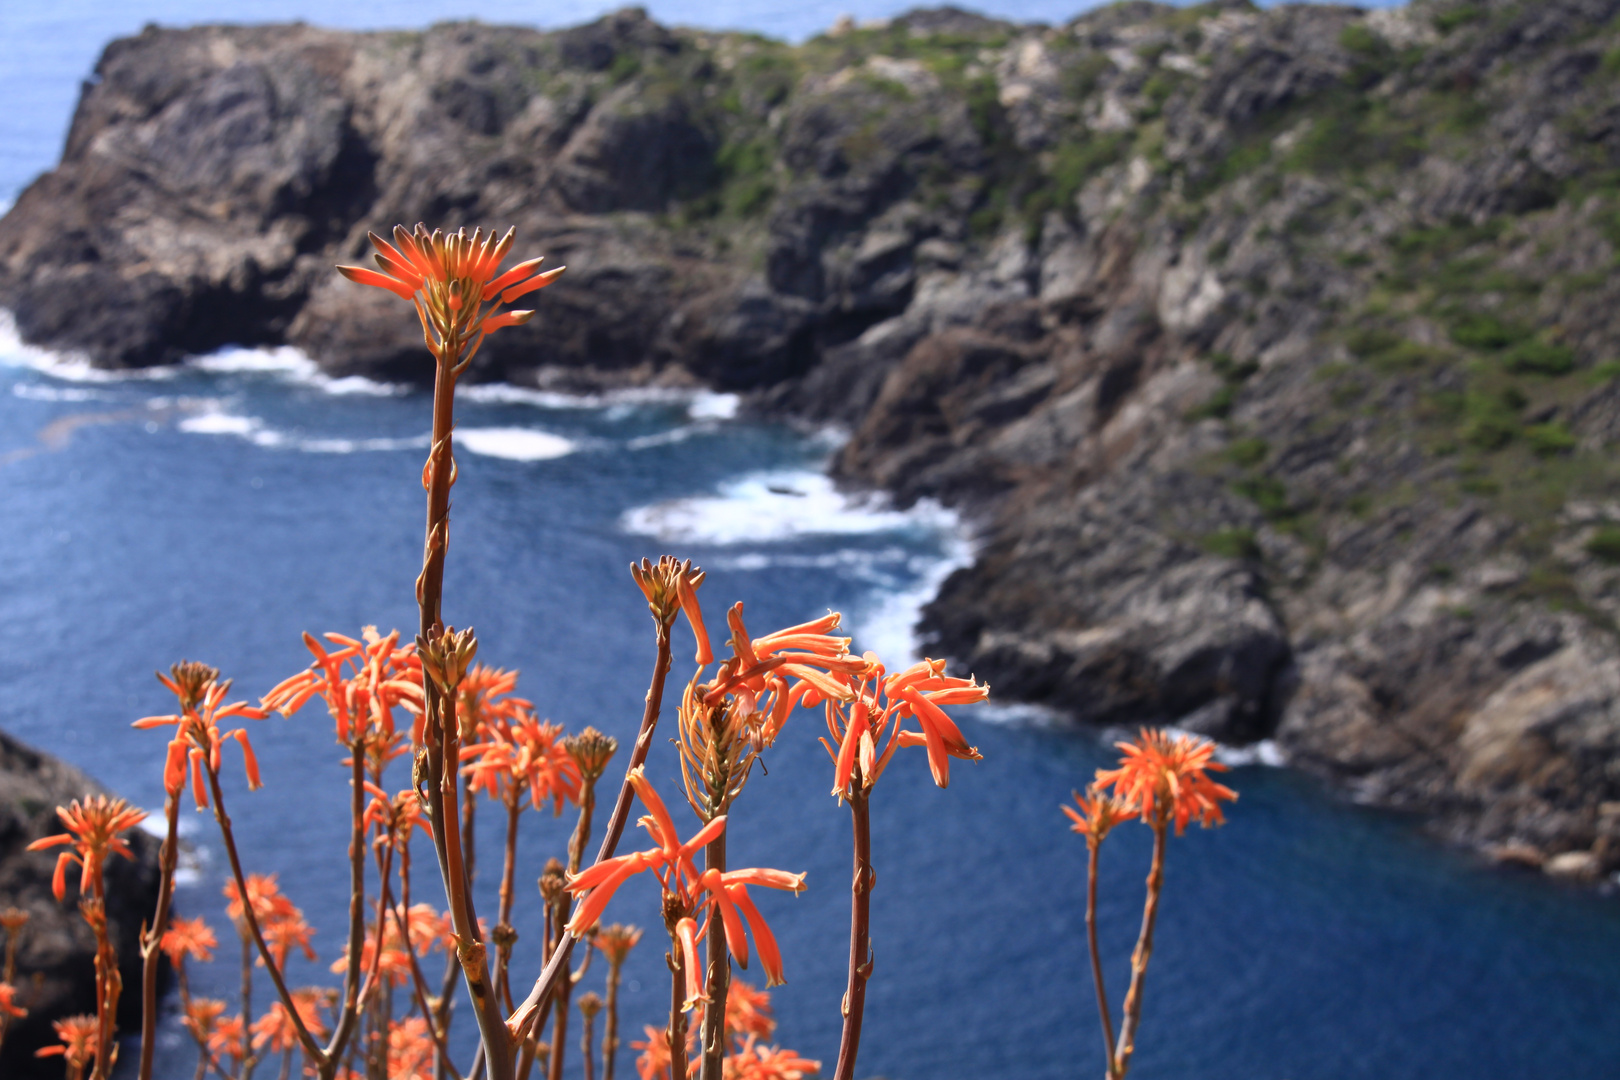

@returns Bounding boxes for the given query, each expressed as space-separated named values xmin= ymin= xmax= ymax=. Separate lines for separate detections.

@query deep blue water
xmin=0 ymin=340 xmax=1617 ymax=1080
xmin=1 ymin=1 xmax=1616 ymax=1078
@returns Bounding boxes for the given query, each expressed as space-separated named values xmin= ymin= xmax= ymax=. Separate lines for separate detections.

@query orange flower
xmin=363 ymin=785 xmax=432 ymax=850
xmin=263 ymin=628 xmax=423 ymax=747
xmin=0 ymin=981 xmax=26 ymax=1019
xmin=134 ymin=661 xmax=267 ymax=807
xmin=631 ymin=557 xmax=713 ymax=665
xmin=699 ymin=979 xmax=772 ymax=1043
xmin=182 ymin=997 xmax=226 ymax=1038
xmin=36 ymin=1014 xmax=97 ymax=1067
xmin=387 ymin=1016 xmax=435 ymax=1080
xmin=337 ymin=225 xmax=564 ymax=366
xmin=1062 ymin=788 xmax=1134 ymax=848
xmin=209 ymin=1012 xmax=247 ymax=1062
xmin=1093 ymin=728 xmax=1238 ymax=835
xmin=0 ymin=907 xmax=28 ymax=934
xmin=455 ymin=664 xmax=530 ymax=739
xmin=251 ymin=989 xmax=328 ymax=1053
xmin=159 ymin=915 xmax=217 ymax=966
xmin=224 ymin=874 xmax=316 ymax=967
xmin=633 ymin=1024 xmax=696 ymax=1080
xmin=722 ymin=1036 xmax=820 ymax=1080
xmin=564 ymin=769 xmax=805 ymax=999
xmin=459 ymin=714 xmax=582 ymax=813
xmin=817 ymin=655 xmax=988 ymax=797
xmin=27 ymin=795 xmax=147 ymax=902
xmin=590 ymin=922 xmax=643 ymax=967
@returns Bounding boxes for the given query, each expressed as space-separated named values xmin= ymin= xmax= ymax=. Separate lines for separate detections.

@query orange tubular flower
xmin=159 ymin=915 xmax=218 ymax=966
xmin=723 ymin=1036 xmax=820 ymax=1080
xmin=134 ymin=662 xmax=268 ymax=808
xmin=703 ymin=979 xmax=773 ymax=1043
xmin=36 ymin=1014 xmax=98 ymax=1067
xmin=224 ymin=874 xmax=316 ymax=967
xmin=337 ymin=225 xmax=564 ymax=370
xmin=591 ymin=922 xmax=644 ymax=966
xmin=208 ymin=1012 xmax=247 ymax=1063
xmin=182 ymin=998 xmax=226 ymax=1044
xmin=563 ymin=770 xmax=805 ymax=1001
xmin=363 ymin=785 xmax=432 ymax=850
xmin=818 ymin=655 xmax=988 ymax=798
xmin=459 ymin=714 xmax=582 ymax=814
xmin=387 ymin=1016 xmax=436 ymax=1080
xmin=454 ymin=663 xmax=530 ymax=740
xmin=27 ymin=796 xmax=147 ymax=902
xmin=251 ymin=989 xmax=329 ymax=1053
xmin=0 ymin=982 xmax=26 ymax=1019
xmin=1093 ymin=728 xmax=1239 ymax=834
xmin=633 ymin=1024 xmax=697 ymax=1080
xmin=263 ymin=627 xmax=423 ymax=748
xmin=1063 ymin=788 xmax=1134 ymax=849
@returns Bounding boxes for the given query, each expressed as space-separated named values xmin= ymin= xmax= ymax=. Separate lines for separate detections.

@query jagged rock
xmin=8 ymin=0 xmax=1620 ymax=870
xmin=0 ymin=728 xmax=162 ymax=1078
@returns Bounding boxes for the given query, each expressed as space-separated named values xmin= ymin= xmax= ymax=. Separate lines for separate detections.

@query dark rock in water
xmin=7 ymin=0 xmax=1620 ymax=872
xmin=0 ymin=728 xmax=162 ymax=1077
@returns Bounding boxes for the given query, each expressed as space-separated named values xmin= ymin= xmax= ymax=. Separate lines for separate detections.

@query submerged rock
xmin=6 ymin=0 xmax=1620 ymax=871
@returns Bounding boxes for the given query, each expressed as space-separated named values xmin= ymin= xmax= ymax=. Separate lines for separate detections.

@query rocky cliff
xmin=5 ymin=0 xmax=1620 ymax=879
xmin=0 ymin=729 xmax=162 ymax=1076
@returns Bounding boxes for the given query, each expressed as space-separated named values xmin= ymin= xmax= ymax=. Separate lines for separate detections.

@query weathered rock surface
xmin=0 ymin=729 xmax=161 ymax=1077
xmin=6 ymin=0 xmax=1620 ymax=873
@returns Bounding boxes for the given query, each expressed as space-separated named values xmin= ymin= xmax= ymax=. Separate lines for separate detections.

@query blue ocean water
xmin=0 ymin=2 xmax=1616 ymax=1079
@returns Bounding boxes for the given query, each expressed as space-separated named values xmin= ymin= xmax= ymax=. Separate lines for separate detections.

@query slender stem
xmin=581 ymin=1009 xmax=596 ymax=1080
xmin=87 ymin=856 xmax=119 ymax=1080
xmin=546 ymin=985 xmax=569 ymax=1080
xmin=393 ymin=853 xmax=463 ymax=1080
xmin=1085 ymin=842 xmax=1118 ymax=1080
xmin=602 ymin=958 xmax=623 ymax=1080
xmin=496 ymin=797 xmax=521 ymax=1011
xmin=1112 ymin=816 xmax=1169 ymax=1079
xmin=831 ymin=788 xmax=872 ymax=1080
xmin=508 ymin=624 xmax=673 ymax=1036
xmin=322 ymin=747 xmax=370 ymax=1065
xmin=137 ymin=791 xmax=181 ymax=1080
xmin=204 ymin=765 xmax=326 ymax=1069
xmin=666 ymin=945 xmax=688 ymax=1080
xmin=697 ymin=832 xmax=728 ymax=1080
xmin=239 ymin=932 xmax=256 ymax=1080
xmin=437 ymin=692 xmax=514 ymax=1080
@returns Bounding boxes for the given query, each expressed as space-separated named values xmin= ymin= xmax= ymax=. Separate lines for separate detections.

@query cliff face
xmin=0 ymin=730 xmax=161 ymax=1076
xmin=5 ymin=0 xmax=1620 ymax=876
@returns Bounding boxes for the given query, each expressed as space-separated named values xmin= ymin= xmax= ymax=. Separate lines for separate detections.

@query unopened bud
xmin=538 ymin=859 xmax=568 ymax=906
xmin=564 ymin=727 xmax=618 ymax=784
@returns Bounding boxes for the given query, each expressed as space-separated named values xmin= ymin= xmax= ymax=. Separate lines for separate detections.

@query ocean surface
xmin=1 ymin=2 xmax=1618 ymax=1079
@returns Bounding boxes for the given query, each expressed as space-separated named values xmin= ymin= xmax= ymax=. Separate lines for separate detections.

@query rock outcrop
xmin=6 ymin=0 xmax=1620 ymax=876
xmin=0 ymin=729 xmax=161 ymax=1077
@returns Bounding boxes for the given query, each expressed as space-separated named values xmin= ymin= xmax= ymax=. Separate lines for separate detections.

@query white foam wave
xmin=0 ymin=309 xmax=179 ymax=382
xmin=626 ymin=423 xmax=716 ymax=450
xmin=457 ymin=426 xmax=576 ymax=461
xmin=1213 ymin=738 xmax=1285 ymax=768
xmin=622 ymin=470 xmax=954 ymax=545
xmin=849 ymin=532 xmax=973 ymax=665
xmin=12 ymin=383 xmax=110 ymax=402
xmin=190 ymin=345 xmax=405 ymax=396
xmin=178 ymin=412 xmax=259 ymax=436
xmin=176 ymin=405 xmax=429 ymax=454
xmin=689 ymin=392 xmax=740 ymax=420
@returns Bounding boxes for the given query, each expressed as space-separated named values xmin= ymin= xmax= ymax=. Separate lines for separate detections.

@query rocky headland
xmin=4 ymin=0 xmax=1620 ymax=882
xmin=0 ymin=730 xmax=161 ymax=1075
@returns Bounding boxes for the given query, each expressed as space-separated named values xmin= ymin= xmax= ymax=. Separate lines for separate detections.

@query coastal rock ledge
xmin=0 ymin=728 xmax=160 ymax=1077
xmin=6 ymin=0 xmax=1620 ymax=877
